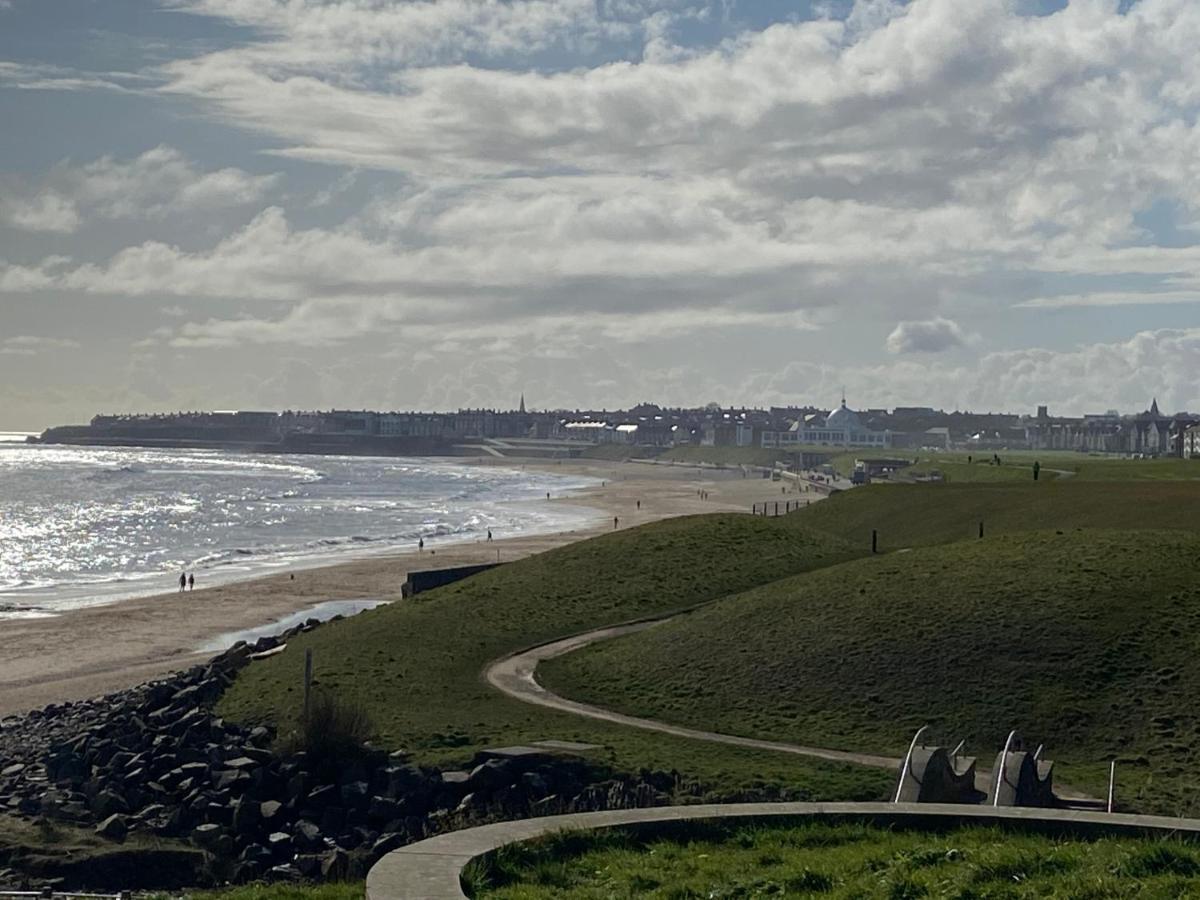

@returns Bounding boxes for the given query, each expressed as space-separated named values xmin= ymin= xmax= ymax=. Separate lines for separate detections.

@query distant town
xmin=30 ymin=395 xmax=1200 ymax=460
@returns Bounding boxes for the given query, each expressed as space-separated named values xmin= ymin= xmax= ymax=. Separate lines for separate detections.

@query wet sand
xmin=0 ymin=458 xmax=819 ymax=718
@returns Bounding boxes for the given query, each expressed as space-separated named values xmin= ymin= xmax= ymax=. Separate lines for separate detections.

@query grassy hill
xmin=794 ymin=480 xmax=1200 ymax=551
xmin=541 ymin=529 xmax=1200 ymax=815
xmin=218 ymin=514 xmax=888 ymax=799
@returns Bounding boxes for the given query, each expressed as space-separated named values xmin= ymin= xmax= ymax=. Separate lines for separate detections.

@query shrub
xmin=293 ymin=688 xmax=374 ymax=774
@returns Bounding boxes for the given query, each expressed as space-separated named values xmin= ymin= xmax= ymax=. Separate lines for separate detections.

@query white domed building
xmin=761 ymin=396 xmax=891 ymax=449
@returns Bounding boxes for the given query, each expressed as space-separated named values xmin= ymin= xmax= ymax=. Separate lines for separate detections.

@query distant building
xmin=760 ymin=397 xmax=890 ymax=449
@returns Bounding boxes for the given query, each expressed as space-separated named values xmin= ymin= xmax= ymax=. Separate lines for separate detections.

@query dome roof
xmin=825 ymin=402 xmax=862 ymax=432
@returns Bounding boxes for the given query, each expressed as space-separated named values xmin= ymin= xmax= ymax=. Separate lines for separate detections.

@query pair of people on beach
xmin=178 ymin=571 xmax=194 ymax=591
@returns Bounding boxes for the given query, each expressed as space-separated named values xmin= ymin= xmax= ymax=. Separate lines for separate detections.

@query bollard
xmin=871 ymin=529 xmax=878 ymax=554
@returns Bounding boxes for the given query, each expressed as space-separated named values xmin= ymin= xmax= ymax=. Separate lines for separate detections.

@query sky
xmin=3 ymin=0 xmax=1200 ymax=430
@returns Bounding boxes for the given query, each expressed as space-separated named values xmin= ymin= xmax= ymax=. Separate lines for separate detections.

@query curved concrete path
xmin=485 ymin=618 xmax=1100 ymax=803
xmin=485 ymin=617 xmax=899 ymax=771
xmin=367 ymin=801 xmax=1200 ymax=899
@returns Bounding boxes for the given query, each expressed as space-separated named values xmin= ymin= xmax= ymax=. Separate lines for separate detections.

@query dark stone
xmin=192 ymin=822 xmax=223 ymax=849
xmin=91 ymin=789 xmax=129 ymax=818
xmin=94 ymin=814 xmax=128 ymax=841
xmin=293 ymin=819 xmax=322 ymax=850
xmin=231 ymin=797 xmax=261 ymax=835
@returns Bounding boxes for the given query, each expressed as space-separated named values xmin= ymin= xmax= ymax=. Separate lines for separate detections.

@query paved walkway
xmin=367 ymin=801 xmax=1200 ymax=899
xmin=485 ymin=617 xmax=899 ymax=770
xmin=484 ymin=618 xmax=1098 ymax=802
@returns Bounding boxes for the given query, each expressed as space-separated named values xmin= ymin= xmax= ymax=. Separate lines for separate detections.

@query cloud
xmin=886 ymin=317 xmax=973 ymax=354
xmin=742 ymin=328 xmax=1200 ymax=416
xmin=1015 ymin=290 xmax=1200 ymax=309
xmin=0 ymin=336 xmax=82 ymax=356
xmin=0 ymin=194 xmax=81 ymax=233
xmin=0 ymin=146 xmax=279 ymax=233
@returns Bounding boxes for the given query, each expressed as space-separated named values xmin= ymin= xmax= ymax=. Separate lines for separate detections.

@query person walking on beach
xmin=614 ymin=516 xmax=619 ymax=529
xmin=487 ymin=529 xmax=493 ymax=541
xmin=187 ymin=572 xmax=194 ymax=591
xmin=418 ymin=537 xmax=424 ymax=552
xmin=179 ymin=571 xmax=186 ymax=592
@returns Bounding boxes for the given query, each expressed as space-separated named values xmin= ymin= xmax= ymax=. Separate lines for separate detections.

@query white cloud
xmin=0 ymin=146 xmax=279 ymax=233
xmin=0 ymin=336 xmax=82 ymax=356
xmin=0 ymin=193 xmax=81 ymax=233
xmin=886 ymin=317 xmax=973 ymax=354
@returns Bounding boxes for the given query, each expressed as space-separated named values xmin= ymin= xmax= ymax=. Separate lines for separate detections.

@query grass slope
xmin=219 ymin=514 xmax=889 ymax=799
xmin=793 ymin=480 xmax=1200 ymax=551
xmin=470 ymin=820 xmax=1200 ymax=899
xmin=541 ymin=530 xmax=1200 ymax=815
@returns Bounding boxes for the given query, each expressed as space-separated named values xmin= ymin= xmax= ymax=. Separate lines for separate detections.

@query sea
xmin=0 ymin=439 xmax=601 ymax=620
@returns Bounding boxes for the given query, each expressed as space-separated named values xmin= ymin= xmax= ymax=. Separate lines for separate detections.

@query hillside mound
xmin=541 ymin=529 xmax=1200 ymax=814
xmin=218 ymin=513 xmax=890 ymax=798
xmin=792 ymin=480 xmax=1200 ymax=549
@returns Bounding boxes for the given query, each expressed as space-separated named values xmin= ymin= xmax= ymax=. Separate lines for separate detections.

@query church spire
xmin=519 ymin=393 xmax=526 ymax=414
xmin=1150 ymin=397 xmax=1160 ymax=417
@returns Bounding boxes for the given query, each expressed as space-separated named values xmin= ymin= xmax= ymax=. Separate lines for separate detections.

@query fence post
xmin=979 ymin=521 xmax=984 ymax=539
xmin=871 ymin=529 xmax=878 ymax=554
xmin=1107 ymin=760 xmax=1116 ymax=813
xmin=303 ymin=648 xmax=313 ymax=718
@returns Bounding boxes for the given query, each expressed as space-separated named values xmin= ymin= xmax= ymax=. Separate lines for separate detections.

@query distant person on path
xmin=418 ymin=537 xmax=424 ymax=552
xmin=636 ymin=500 xmax=641 ymax=510
xmin=613 ymin=516 xmax=619 ymax=529
xmin=178 ymin=571 xmax=186 ymax=592
xmin=546 ymin=492 xmax=551 ymax=500
xmin=187 ymin=572 xmax=194 ymax=591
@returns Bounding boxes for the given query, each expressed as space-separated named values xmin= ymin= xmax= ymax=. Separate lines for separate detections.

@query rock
xmin=1 ymin=763 xmax=26 ymax=778
xmin=339 ymin=780 xmax=369 ymax=807
xmin=91 ymin=789 xmax=128 ymax=818
xmin=192 ymin=822 xmax=223 ymax=849
xmin=439 ymin=771 xmax=469 ymax=787
xmin=266 ymin=831 xmax=293 ymax=855
xmin=94 ymin=814 xmax=128 ymax=841
xmin=320 ymin=848 xmax=351 ymax=880
xmin=319 ymin=805 xmax=345 ymax=836
xmin=293 ymin=819 xmax=322 ymax=850
xmin=370 ymin=832 xmax=405 ymax=860
xmin=368 ymin=795 xmax=401 ymax=824
xmin=231 ymin=797 xmax=261 ymax=835
xmin=260 ymin=799 xmax=284 ymax=822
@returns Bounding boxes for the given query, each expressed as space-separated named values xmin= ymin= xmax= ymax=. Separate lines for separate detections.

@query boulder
xmin=94 ymin=814 xmax=128 ymax=842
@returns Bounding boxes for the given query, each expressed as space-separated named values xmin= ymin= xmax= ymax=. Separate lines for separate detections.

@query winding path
xmin=486 ymin=616 xmax=900 ymax=772
xmin=485 ymin=617 xmax=1097 ymax=801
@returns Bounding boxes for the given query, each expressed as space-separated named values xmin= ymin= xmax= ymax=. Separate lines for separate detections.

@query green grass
xmin=794 ymin=480 xmax=1200 ymax=551
xmin=541 ymin=529 xmax=1200 ymax=815
xmin=900 ymin=452 xmax=1200 ymax=484
xmin=219 ymin=514 xmax=890 ymax=798
xmin=468 ymin=819 xmax=1200 ymax=898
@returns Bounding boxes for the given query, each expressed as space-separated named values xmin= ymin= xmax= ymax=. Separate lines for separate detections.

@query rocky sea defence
xmin=0 ymin=617 xmax=686 ymax=891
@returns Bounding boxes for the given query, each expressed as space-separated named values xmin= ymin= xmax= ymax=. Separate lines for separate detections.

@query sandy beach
xmin=0 ymin=457 xmax=818 ymax=717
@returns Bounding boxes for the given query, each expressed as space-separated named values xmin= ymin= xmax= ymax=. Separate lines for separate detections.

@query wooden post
xmin=303 ymin=648 xmax=313 ymax=719
xmin=774 ymin=501 xmax=779 ymax=516
xmin=1107 ymin=760 xmax=1116 ymax=813
xmin=871 ymin=529 xmax=878 ymax=554
xmin=979 ymin=521 xmax=984 ymax=539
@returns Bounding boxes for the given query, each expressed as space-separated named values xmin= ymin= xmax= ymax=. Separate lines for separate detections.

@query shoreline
xmin=0 ymin=457 xmax=818 ymax=718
